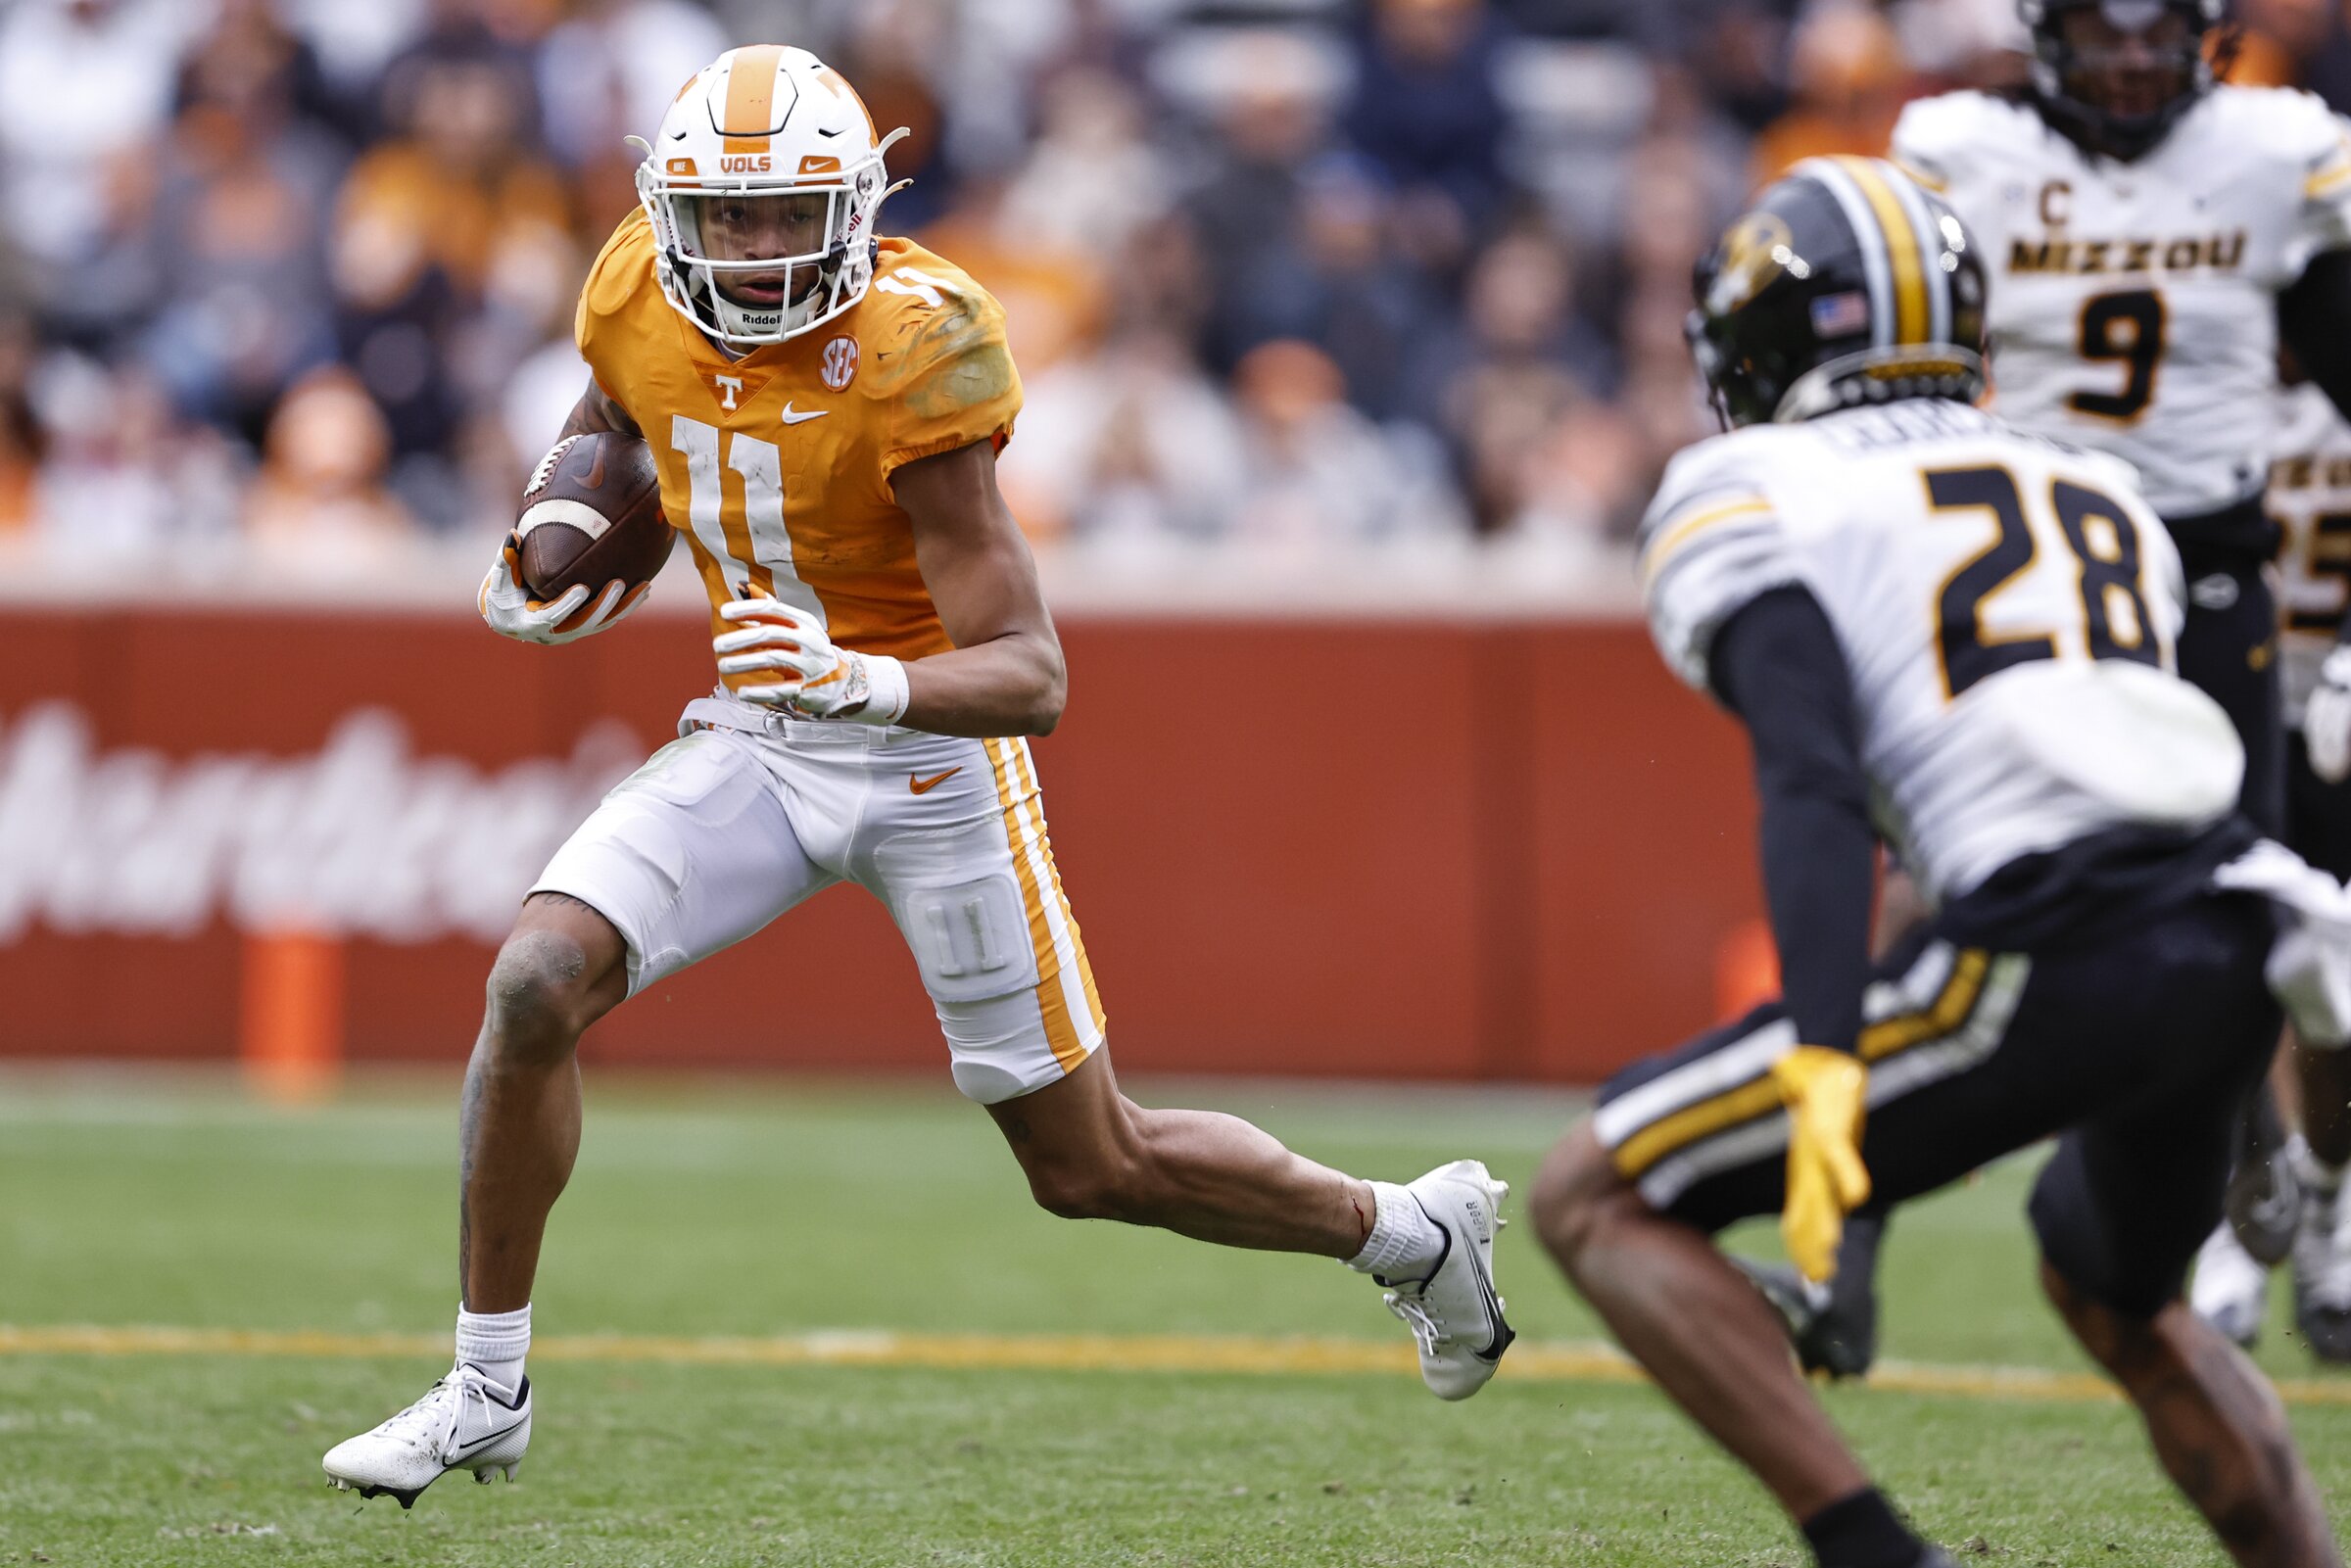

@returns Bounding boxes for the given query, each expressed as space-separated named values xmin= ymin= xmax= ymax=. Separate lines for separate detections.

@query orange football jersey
xmin=575 ymin=212 xmax=1023 ymax=685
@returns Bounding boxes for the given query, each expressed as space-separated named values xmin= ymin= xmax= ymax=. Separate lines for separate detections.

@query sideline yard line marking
xmin=8 ymin=1323 xmax=2351 ymax=1407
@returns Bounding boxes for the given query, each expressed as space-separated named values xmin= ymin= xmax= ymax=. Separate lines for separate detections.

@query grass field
xmin=4 ymin=1068 xmax=2350 ymax=1567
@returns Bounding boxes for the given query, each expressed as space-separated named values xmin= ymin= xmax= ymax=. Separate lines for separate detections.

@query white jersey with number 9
xmin=1893 ymin=86 xmax=2351 ymax=520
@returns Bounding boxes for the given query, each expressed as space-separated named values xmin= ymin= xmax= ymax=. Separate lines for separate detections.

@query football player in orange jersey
xmin=322 ymin=45 xmax=1513 ymax=1506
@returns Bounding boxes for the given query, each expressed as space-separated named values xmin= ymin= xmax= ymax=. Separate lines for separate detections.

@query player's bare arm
xmin=888 ymin=438 xmax=1066 ymax=737
xmin=717 ymin=436 xmax=1070 ymax=736
xmin=554 ymin=376 xmax=643 ymax=443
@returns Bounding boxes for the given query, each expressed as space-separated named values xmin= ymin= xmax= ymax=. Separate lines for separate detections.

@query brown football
xmin=515 ymin=432 xmax=673 ymax=602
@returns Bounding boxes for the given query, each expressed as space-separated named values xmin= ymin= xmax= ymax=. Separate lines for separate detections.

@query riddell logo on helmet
xmin=719 ymin=154 xmax=772 ymax=173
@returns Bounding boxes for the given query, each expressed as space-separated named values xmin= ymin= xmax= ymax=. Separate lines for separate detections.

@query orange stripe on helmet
xmin=813 ymin=64 xmax=878 ymax=140
xmin=720 ymin=44 xmax=786 ymax=154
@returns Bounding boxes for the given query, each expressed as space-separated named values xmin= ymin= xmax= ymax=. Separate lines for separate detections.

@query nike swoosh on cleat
xmin=447 ymin=1415 xmax=527 ymax=1461
xmin=1466 ymin=1242 xmax=1513 ymax=1362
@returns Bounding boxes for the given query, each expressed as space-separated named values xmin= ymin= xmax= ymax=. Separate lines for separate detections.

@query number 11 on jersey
xmin=670 ymin=414 xmax=810 ymax=606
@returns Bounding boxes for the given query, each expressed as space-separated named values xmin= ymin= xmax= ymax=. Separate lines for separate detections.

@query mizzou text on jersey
xmin=1895 ymin=85 xmax=2351 ymax=518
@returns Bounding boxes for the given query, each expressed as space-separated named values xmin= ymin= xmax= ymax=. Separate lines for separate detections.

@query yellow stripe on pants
xmin=1611 ymin=948 xmax=1991 ymax=1180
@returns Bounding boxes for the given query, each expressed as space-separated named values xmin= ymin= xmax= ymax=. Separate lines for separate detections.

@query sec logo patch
xmin=822 ymin=336 xmax=859 ymax=392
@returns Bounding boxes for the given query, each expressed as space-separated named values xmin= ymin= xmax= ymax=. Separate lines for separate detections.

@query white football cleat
xmin=2190 ymin=1221 xmax=2269 ymax=1350
xmin=322 ymin=1363 xmax=531 ymax=1508
xmin=2292 ymin=1177 xmax=2351 ymax=1362
xmin=1378 ymin=1158 xmax=1515 ymax=1401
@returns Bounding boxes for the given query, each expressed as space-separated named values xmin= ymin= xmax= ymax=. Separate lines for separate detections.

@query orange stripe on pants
xmin=985 ymin=738 xmax=1091 ymax=1073
xmin=1011 ymin=739 xmax=1106 ymax=1036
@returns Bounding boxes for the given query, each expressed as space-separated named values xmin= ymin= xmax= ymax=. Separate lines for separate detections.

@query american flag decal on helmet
xmin=1810 ymin=291 xmax=1871 ymax=338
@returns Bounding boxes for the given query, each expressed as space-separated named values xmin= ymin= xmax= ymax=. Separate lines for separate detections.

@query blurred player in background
xmin=1745 ymin=0 xmax=2351 ymax=1377
xmin=1533 ymin=159 xmax=2344 ymax=1568
xmin=320 ymin=45 xmax=1512 ymax=1508
xmin=2194 ymin=363 xmax=2351 ymax=1355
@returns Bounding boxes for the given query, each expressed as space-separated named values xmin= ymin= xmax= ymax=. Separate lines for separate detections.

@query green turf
xmin=1 ymin=1068 xmax=2347 ymax=1566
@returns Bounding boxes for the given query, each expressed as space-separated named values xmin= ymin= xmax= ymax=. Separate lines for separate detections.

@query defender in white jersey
xmin=1529 ymin=161 xmax=2342 ymax=1568
xmin=1895 ymin=85 xmax=2351 ymax=521
xmin=2273 ymin=383 xmax=2351 ymax=745
xmin=1891 ymin=0 xmax=2351 ymax=839
xmin=2192 ymin=379 xmax=2351 ymax=1358
xmin=1894 ymin=16 xmax=2351 ymax=835
xmin=1769 ymin=0 xmax=2351 ymax=1376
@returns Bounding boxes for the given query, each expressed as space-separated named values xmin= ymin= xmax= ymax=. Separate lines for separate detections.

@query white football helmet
xmin=632 ymin=46 xmax=907 ymax=349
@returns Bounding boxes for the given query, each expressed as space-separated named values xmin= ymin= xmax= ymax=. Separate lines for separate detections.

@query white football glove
xmin=712 ymin=598 xmax=910 ymax=725
xmin=2309 ymin=645 xmax=2351 ymax=784
xmin=477 ymin=534 xmax=647 ymax=646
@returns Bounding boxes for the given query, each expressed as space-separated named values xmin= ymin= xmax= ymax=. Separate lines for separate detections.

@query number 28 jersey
xmin=1892 ymin=87 xmax=2351 ymax=519
xmin=1641 ymin=402 xmax=2242 ymax=906
xmin=576 ymin=212 xmax=1023 ymax=690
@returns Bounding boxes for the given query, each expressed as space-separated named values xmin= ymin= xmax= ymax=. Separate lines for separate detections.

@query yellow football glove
xmin=1769 ymin=1045 xmax=1872 ymax=1284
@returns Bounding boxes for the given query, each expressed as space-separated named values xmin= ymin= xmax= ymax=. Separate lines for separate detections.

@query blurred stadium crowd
xmin=0 ymin=0 xmax=2343 ymax=576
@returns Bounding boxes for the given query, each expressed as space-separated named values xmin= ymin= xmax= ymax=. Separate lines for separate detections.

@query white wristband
xmin=852 ymin=653 xmax=911 ymax=726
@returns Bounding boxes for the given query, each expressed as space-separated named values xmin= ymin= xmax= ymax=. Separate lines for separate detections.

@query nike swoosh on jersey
xmin=909 ymin=768 xmax=962 ymax=795
xmin=780 ymin=404 xmax=829 ymax=425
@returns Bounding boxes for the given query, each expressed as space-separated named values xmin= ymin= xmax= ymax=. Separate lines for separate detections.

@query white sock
xmin=456 ymin=1304 xmax=531 ymax=1392
xmin=1345 ymin=1181 xmax=1446 ymax=1281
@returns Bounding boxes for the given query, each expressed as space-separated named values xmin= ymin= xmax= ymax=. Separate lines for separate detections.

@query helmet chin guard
xmin=633 ymin=46 xmax=911 ymax=351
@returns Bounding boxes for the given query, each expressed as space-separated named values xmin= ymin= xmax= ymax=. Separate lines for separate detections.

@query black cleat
xmin=2294 ymin=1284 xmax=2351 ymax=1362
xmin=2226 ymin=1082 xmax=2301 ymax=1268
xmin=2291 ymin=1179 xmax=2351 ymax=1361
xmin=1733 ymin=1210 xmax=1887 ymax=1380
